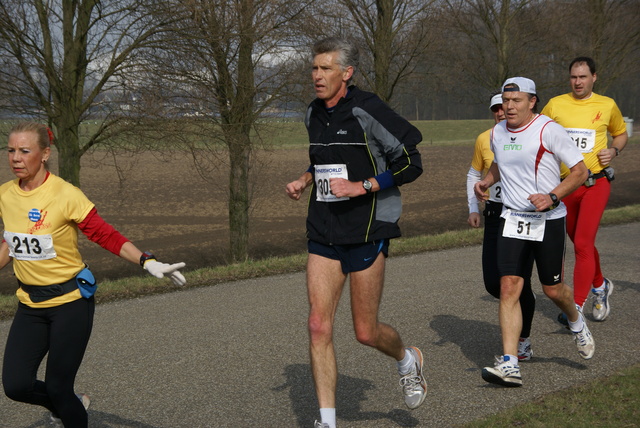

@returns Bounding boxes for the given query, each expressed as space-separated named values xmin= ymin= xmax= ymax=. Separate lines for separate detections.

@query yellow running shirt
xmin=541 ymin=93 xmax=627 ymax=177
xmin=471 ymin=128 xmax=502 ymax=203
xmin=0 ymin=174 xmax=95 ymax=308
xmin=471 ymin=129 xmax=494 ymax=173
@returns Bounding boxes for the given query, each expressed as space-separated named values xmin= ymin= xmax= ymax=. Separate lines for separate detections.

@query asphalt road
xmin=1 ymin=223 xmax=639 ymax=428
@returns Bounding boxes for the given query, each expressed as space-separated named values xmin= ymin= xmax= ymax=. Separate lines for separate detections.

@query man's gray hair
xmin=312 ymin=37 xmax=359 ymax=84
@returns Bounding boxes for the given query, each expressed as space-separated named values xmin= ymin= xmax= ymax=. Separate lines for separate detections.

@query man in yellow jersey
xmin=541 ymin=57 xmax=628 ymax=323
xmin=467 ymin=92 xmax=535 ymax=362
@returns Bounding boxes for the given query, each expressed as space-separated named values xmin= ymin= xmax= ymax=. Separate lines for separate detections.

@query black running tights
xmin=2 ymin=297 xmax=94 ymax=428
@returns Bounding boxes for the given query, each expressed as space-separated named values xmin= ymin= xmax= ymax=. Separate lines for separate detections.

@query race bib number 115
xmin=566 ymin=128 xmax=596 ymax=153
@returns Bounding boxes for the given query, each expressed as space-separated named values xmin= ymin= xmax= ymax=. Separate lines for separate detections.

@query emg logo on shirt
xmin=503 ymin=144 xmax=522 ymax=151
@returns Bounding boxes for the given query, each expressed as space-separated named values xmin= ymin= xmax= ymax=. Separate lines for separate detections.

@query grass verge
xmin=0 ymin=204 xmax=638 ymax=322
xmin=464 ymin=363 xmax=640 ymax=427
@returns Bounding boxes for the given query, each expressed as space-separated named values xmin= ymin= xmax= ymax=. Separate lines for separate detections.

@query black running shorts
xmin=308 ymin=239 xmax=389 ymax=274
xmin=497 ymin=217 xmax=566 ymax=285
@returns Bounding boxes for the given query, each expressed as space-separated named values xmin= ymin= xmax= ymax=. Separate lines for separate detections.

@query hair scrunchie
xmin=46 ymin=127 xmax=55 ymax=145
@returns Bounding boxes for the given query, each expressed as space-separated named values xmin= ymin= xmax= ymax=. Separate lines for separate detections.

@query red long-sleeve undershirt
xmin=77 ymin=207 xmax=130 ymax=256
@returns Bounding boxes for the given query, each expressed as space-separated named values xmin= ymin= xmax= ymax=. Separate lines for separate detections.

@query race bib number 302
xmin=315 ymin=164 xmax=349 ymax=202
xmin=4 ymin=231 xmax=57 ymax=261
xmin=502 ymin=210 xmax=546 ymax=242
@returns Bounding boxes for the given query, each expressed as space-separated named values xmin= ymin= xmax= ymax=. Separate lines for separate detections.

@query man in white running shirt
xmin=467 ymin=92 xmax=536 ymax=362
xmin=474 ymin=77 xmax=594 ymax=387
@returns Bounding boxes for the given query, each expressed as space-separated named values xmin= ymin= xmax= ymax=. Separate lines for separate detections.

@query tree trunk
xmin=225 ymin=0 xmax=255 ymax=263
xmin=227 ymin=134 xmax=251 ymax=263
xmin=374 ymin=0 xmax=393 ymax=103
xmin=55 ymin=122 xmax=82 ymax=186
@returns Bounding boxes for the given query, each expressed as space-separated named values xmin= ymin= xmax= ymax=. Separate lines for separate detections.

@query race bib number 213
xmin=3 ymin=231 xmax=57 ymax=261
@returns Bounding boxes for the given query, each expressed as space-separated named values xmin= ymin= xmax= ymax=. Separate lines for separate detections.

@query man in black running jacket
xmin=285 ymin=37 xmax=425 ymax=428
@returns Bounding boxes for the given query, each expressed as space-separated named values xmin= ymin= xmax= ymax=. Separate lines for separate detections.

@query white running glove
xmin=143 ymin=260 xmax=187 ymax=286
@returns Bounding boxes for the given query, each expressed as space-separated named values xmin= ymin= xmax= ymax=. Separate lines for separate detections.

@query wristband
xmin=613 ymin=147 xmax=619 ymax=157
xmin=140 ymin=251 xmax=157 ymax=267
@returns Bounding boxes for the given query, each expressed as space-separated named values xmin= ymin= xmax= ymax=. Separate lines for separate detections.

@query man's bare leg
xmin=499 ymin=275 xmax=524 ymax=357
xmin=349 ymin=254 xmax=404 ymax=360
xmin=306 ymin=254 xmax=346 ymax=409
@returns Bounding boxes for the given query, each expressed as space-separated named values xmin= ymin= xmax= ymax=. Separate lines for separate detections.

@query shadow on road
xmin=274 ymin=363 xmax=420 ymax=427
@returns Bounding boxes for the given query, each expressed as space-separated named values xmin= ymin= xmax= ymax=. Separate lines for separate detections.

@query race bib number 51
xmin=4 ymin=231 xmax=57 ymax=261
xmin=315 ymin=164 xmax=349 ymax=202
xmin=502 ymin=210 xmax=546 ymax=242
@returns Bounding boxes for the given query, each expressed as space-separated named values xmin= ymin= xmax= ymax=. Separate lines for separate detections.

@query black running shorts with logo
xmin=497 ymin=217 xmax=566 ymax=286
xmin=308 ymin=239 xmax=389 ymax=274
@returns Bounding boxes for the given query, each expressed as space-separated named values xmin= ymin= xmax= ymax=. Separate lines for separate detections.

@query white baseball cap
xmin=502 ymin=77 xmax=537 ymax=95
xmin=490 ymin=93 xmax=503 ymax=109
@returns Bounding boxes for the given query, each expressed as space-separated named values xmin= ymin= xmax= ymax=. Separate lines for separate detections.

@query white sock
xmin=504 ymin=354 xmax=519 ymax=365
xmin=569 ymin=312 xmax=585 ymax=333
xmin=397 ymin=348 xmax=415 ymax=375
xmin=320 ymin=408 xmax=336 ymax=428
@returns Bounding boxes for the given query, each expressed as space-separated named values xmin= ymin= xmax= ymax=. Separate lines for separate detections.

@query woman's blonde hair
xmin=10 ymin=121 xmax=54 ymax=151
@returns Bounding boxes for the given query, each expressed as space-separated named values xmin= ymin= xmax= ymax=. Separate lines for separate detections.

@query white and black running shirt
xmin=490 ymin=114 xmax=584 ymax=220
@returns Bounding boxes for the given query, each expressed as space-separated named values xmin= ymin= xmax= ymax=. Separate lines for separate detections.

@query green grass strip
xmin=465 ymin=363 xmax=640 ymax=427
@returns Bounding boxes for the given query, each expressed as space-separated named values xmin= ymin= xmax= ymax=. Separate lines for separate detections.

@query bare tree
xmin=338 ymin=0 xmax=438 ymax=104
xmin=407 ymin=0 xmax=640 ymax=117
xmin=310 ymin=0 xmax=437 ymax=105
xmin=542 ymin=0 xmax=640 ymax=93
xmin=0 ymin=0 xmax=175 ymax=186
xmin=145 ymin=0 xmax=311 ymax=263
xmin=440 ymin=0 xmax=541 ymax=93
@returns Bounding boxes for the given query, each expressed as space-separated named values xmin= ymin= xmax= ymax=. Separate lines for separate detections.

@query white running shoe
xmin=50 ymin=393 xmax=90 ymax=426
xmin=399 ymin=346 xmax=427 ymax=409
xmin=517 ymin=337 xmax=533 ymax=361
xmin=592 ymin=278 xmax=613 ymax=321
xmin=572 ymin=313 xmax=595 ymax=359
xmin=314 ymin=421 xmax=330 ymax=428
xmin=482 ymin=355 xmax=522 ymax=387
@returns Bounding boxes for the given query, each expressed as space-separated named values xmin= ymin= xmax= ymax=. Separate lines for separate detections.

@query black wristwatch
xmin=613 ymin=147 xmax=620 ymax=157
xmin=140 ymin=251 xmax=157 ymax=267
xmin=548 ymin=193 xmax=559 ymax=208
xmin=362 ymin=179 xmax=373 ymax=193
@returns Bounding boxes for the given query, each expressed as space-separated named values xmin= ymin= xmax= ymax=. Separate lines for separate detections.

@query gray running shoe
xmin=50 ymin=393 xmax=90 ymax=426
xmin=314 ymin=421 xmax=330 ymax=428
xmin=592 ymin=278 xmax=613 ymax=321
xmin=517 ymin=337 xmax=533 ymax=361
xmin=399 ymin=346 xmax=427 ymax=409
xmin=572 ymin=313 xmax=595 ymax=359
xmin=482 ymin=355 xmax=522 ymax=387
